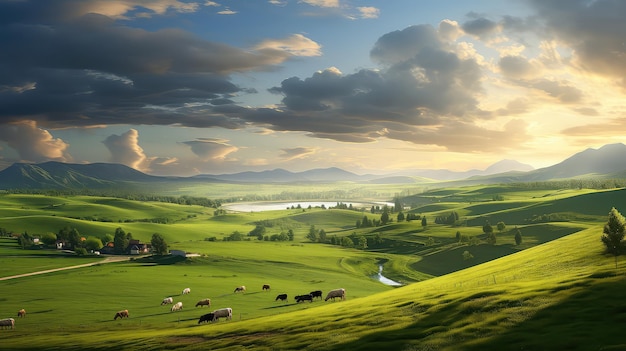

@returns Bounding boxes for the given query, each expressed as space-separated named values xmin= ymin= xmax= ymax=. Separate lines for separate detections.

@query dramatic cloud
xmin=180 ymin=138 xmax=238 ymax=161
xmin=526 ymin=0 xmax=626 ymax=85
xmin=0 ymin=0 xmax=309 ymax=129
xmin=0 ymin=121 xmax=72 ymax=163
xmin=102 ymin=129 xmax=148 ymax=170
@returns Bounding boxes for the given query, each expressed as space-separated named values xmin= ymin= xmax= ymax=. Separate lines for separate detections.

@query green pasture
xmin=0 ymin=184 xmax=625 ymax=349
xmin=1 ymin=223 xmax=623 ymax=350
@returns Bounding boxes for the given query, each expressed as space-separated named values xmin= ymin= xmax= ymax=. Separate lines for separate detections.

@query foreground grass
xmin=2 ymin=224 xmax=622 ymax=350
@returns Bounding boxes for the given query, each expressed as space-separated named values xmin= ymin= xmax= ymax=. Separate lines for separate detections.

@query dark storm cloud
xmin=263 ymin=24 xmax=488 ymax=149
xmin=526 ymin=0 xmax=626 ymax=85
xmin=0 ymin=1 xmax=295 ymax=129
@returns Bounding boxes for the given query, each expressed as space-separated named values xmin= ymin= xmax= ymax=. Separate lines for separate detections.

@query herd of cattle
xmin=119 ymin=285 xmax=346 ymax=325
xmin=2 ymin=285 xmax=345 ymax=329
xmin=0 ymin=309 xmax=25 ymax=329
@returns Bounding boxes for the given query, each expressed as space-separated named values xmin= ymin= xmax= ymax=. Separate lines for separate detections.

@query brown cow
xmin=262 ymin=284 xmax=270 ymax=291
xmin=114 ymin=309 xmax=129 ymax=320
xmin=17 ymin=309 xmax=26 ymax=318
xmin=195 ymin=298 xmax=211 ymax=307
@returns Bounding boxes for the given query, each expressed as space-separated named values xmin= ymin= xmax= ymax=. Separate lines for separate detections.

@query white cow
xmin=161 ymin=297 xmax=173 ymax=305
xmin=324 ymin=288 xmax=346 ymax=301
xmin=170 ymin=302 xmax=183 ymax=312
xmin=234 ymin=285 xmax=246 ymax=293
xmin=211 ymin=307 xmax=232 ymax=321
xmin=182 ymin=288 xmax=191 ymax=295
xmin=0 ymin=318 xmax=14 ymax=329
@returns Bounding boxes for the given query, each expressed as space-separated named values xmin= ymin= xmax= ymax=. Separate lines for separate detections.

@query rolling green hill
xmin=0 ymin=185 xmax=625 ymax=350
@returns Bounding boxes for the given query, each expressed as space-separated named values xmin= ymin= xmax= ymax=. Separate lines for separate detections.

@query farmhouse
xmin=127 ymin=240 xmax=150 ymax=255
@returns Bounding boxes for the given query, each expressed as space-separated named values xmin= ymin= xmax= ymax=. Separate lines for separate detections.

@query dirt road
xmin=0 ymin=255 xmax=131 ymax=281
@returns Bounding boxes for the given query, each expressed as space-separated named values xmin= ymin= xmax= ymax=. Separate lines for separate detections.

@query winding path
xmin=0 ymin=255 xmax=131 ymax=281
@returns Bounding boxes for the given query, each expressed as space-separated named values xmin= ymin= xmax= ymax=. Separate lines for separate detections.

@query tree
xmin=421 ymin=216 xmax=427 ymax=227
xmin=462 ymin=250 xmax=474 ymax=260
xmin=306 ymin=225 xmax=318 ymax=242
xmin=601 ymin=207 xmax=626 ymax=258
xmin=18 ymin=232 xmax=34 ymax=249
xmin=514 ymin=227 xmax=523 ymax=245
xmin=380 ymin=205 xmax=390 ymax=225
xmin=84 ymin=237 xmax=103 ymax=251
xmin=287 ymin=229 xmax=294 ymax=241
xmin=456 ymin=231 xmax=461 ymax=242
xmin=496 ymin=221 xmax=506 ymax=233
xmin=67 ymin=228 xmax=81 ymax=249
xmin=397 ymin=211 xmax=405 ymax=222
xmin=151 ymin=233 xmax=169 ymax=255
xmin=113 ymin=227 xmax=129 ymax=254
xmin=40 ymin=232 xmax=57 ymax=247
xmin=358 ymin=236 xmax=368 ymax=249
xmin=483 ymin=221 xmax=493 ymax=236
xmin=318 ymin=229 xmax=327 ymax=243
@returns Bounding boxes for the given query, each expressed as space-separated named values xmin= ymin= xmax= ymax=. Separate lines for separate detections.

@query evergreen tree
xmin=113 ymin=227 xmax=128 ymax=254
xmin=318 ymin=229 xmax=327 ymax=243
xmin=380 ymin=205 xmax=390 ymax=225
xmin=601 ymin=207 xmax=626 ymax=256
xmin=306 ymin=225 xmax=318 ymax=242
xmin=421 ymin=216 xmax=427 ymax=227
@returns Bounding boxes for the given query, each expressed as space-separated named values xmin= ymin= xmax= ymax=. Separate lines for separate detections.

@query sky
xmin=1 ymin=0 xmax=625 ymax=177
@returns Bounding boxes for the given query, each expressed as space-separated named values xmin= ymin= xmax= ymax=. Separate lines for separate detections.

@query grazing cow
xmin=234 ymin=285 xmax=246 ymax=293
xmin=295 ymin=294 xmax=313 ymax=303
xmin=310 ymin=290 xmax=323 ymax=300
xmin=17 ymin=309 xmax=26 ymax=318
xmin=324 ymin=288 xmax=346 ymax=301
xmin=195 ymin=298 xmax=211 ymax=308
xmin=198 ymin=312 xmax=215 ymax=324
xmin=161 ymin=297 xmax=173 ymax=305
xmin=182 ymin=288 xmax=191 ymax=295
xmin=170 ymin=302 xmax=183 ymax=312
xmin=114 ymin=310 xmax=129 ymax=320
xmin=212 ymin=307 xmax=232 ymax=322
xmin=262 ymin=284 xmax=270 ymax=291
xmin=275 ymin=293 xmax=288 ymax=302
xmin=0 ymin=318 xmax=14 ymax=329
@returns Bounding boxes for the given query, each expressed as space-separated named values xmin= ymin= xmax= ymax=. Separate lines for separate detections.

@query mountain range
xmin=1 ymin=143 xmax=625 ymax=190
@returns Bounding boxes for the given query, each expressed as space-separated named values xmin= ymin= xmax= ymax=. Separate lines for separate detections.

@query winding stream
xmin=374 ymin=265 xmax=403 ymax=286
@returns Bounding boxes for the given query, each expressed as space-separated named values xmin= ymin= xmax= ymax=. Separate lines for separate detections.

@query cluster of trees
xmin=10 ymin=225 xmax=168 ymax=256
xmin=224 ymin=228 xmax=295 ymax=242
xmin=434 ymin=212 xmax=460 ymax=225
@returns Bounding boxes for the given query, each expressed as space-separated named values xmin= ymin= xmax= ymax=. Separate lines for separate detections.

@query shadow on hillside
xmin=325 ymin=274 xmax=626 ymax=351
xmin=134 ymin=255 xmax=186 ymax=265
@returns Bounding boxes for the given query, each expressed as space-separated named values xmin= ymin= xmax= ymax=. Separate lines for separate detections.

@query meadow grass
xmin=0 ymin=185 xmax=625 ymax=349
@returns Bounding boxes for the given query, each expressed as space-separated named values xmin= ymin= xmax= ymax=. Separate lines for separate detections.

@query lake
xmin=222 ymin=201 xmax=393 ymax=212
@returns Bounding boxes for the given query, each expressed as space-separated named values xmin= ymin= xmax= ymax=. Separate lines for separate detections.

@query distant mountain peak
xmin=484 ymin=159 xmax=534 ymax=175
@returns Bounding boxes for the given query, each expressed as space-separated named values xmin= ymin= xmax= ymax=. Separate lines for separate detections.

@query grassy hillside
xmin=1 ymin=185 xmax=625 ymax=350
xmin=1 ymin=223 xmax=622 ymax=350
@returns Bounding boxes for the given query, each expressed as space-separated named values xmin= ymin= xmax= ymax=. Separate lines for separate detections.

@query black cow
xmin=310 ymin=290 xmax=323 ymax=300
xmin=295 ymin=294 xmax=313 ymax=303
xmin=275 ymin=293 xmax=288 ymax=302
xmin=198 ymin=312 xmax=215 ymax=324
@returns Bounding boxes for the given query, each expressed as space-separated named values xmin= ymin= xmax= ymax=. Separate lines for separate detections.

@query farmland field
xmin=0 ymin=183 xmax=625 ymax=350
